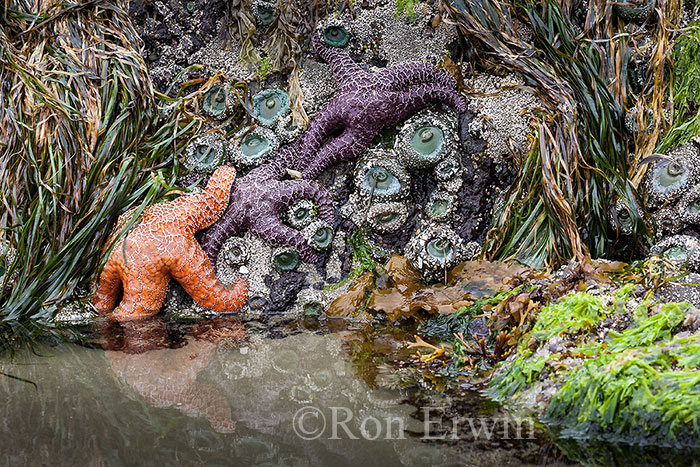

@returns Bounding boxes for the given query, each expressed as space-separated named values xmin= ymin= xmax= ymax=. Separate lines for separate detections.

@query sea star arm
xmin=377 ymin=62 xmax=458 ymax=90
xmin=110 ymin=258 xmax=170 ymax=321
xmin=397 ymin=83 xmax=468 ymax=119
xmin=93 ymin=257 xmax=123 ymax=312
xmin=170 ymin=238 xmax=249 ymax=313
xmin=180 ymin=166 xmax=238 ymax=231
xmin=313 ymin=35 xmax=366 ymax=90
xmin=249 ymin=214 xmax=319 ymax=262
xmin=302 ymin=130 xmax=375 ymax=180
xmin=279 ymin=180 xmax=336 ymax=224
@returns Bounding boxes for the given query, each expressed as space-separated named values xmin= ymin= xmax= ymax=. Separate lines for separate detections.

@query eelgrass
xmin=444 ymin=0 xmax=651 ymax=266
xmin=656 ymin=21 xmax=700 ymax=153
xmin=0 ymin=0 xmax=202 ymax=321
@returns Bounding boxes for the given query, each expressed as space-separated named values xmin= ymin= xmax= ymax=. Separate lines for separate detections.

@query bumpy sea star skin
xmin=93 ymin=166 xmax=249 ymax=321
xmin=200 ymin=28 xmax=467 ymax=263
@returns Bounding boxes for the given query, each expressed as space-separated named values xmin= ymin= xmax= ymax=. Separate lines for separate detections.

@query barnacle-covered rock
xmin=285 ymin=200 xmax=317 ymax=230
xmin=366 ymin=202 xmax=408 ymax=233
xmin=303 ymin=220 xmax=334 ymax=250
xmin=275 ymin=113 xmax=303 ymax=143
xmin=202 ymin=83 xmax=236 ymax=120
xmin=613 ymin=0 xmax=655 ymax=23
xmin=354 ymin=151 xmax=411 ymax=202
xmin=221 ymin=237 xmax=249 ymax=267
xmin=396 ymin=109 xmax=457 ymax=170
xmin=317 ymin=18 xmax=350 ymax=48
xmin=253 ymin=89 xmax=290 ymax=127
xmin=645 ymin=144 xmax=700 ymax=210
xmin=405 ymin=225 xmax=465 ymax=280
xmin=650 ymin=235 xmax=700 ymax=271
xmin=0 ymin=240 xmax=14 ymax=281
xmin=251 ymin=0 xmax=276 ymax=26
xmin=184 ymin=134 xmax=227 ymax=173
xmin=272 ymin=247 xmax=300 ymax=272
xmin=231 ymin=127 xmax=279 ymax=169
xmin=651 ymin=205 xmax=684 ymax=237
xmin=425 ymin=190 xmax=456 ymax=222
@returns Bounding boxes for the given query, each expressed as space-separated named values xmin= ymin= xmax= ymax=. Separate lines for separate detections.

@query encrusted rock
xmin=650 ymin=234 xmax=700 ymax=271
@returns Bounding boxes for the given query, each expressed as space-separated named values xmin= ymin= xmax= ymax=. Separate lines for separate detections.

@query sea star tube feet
xmin=93 ymin=166 xmax=249 ymax=321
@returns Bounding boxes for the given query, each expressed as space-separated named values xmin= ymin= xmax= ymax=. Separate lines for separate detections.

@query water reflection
xmin=100 ymin=318 xmax=247 ymax=434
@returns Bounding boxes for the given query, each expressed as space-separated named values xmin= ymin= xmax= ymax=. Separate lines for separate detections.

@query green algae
xmin=486 ymin=287 xmax=700 ymax=446
xmin=531 ymin=292 xmax=610 ymax=341
xmin=395 ymin=0 xmax=417 ymax=23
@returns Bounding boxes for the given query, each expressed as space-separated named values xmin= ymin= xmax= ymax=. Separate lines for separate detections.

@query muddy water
xmin=0 ymin=317 xmax=551 ymax=466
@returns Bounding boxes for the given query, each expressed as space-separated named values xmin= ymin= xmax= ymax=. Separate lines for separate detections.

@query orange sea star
xmin=93 ymin=166 xmax=249 ymax=321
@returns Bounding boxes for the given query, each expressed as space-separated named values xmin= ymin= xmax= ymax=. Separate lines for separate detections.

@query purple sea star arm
xmin=396 ymin=83 xmax=467 ymax=118
xmin=377 ymin=62 xmax=458 ymax=90
xmin=302 ymin=130 xmax=374 ymax=180
xmin=249 ymin=214 xmax=318 ymax=262
xmin=313 ymin=36 xmax=367 ymax=90
xmin=280 ymin=180 xmax=336 ymax=224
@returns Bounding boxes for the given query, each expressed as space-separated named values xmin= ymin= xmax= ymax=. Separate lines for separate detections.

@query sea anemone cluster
xmin=644 ymin=139 xmax=700 ymax=270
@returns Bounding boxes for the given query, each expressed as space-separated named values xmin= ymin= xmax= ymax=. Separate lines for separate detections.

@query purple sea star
xmin=201 ymin=27 xmax=467 ymax=264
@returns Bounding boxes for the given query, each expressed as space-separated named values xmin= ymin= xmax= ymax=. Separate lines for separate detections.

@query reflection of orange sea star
xmin=93 ymin=166 xmax=248 ymax=321
xmin=104 ymin=319 xmax=246 ymax=433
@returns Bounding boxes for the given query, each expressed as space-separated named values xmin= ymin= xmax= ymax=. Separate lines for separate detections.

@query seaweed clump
xmin=487 ymin=288 xmax=700 ymax=447
xmin=0 ymin=0 xmax=202 ymax=322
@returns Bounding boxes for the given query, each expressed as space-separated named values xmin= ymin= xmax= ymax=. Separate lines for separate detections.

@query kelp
xmin=443 ymin=0 xmax=652 ymax=266
xmin=0 ymin=0 xmax=203 ymax=321
xmin=328 ymin=255 xmax=528 ymax=320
